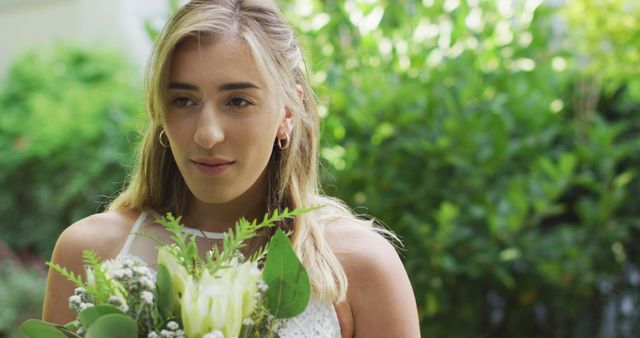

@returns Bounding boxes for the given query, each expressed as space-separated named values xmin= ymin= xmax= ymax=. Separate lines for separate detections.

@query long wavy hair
xmin=108 ymin=0 xmax=400 ymax=304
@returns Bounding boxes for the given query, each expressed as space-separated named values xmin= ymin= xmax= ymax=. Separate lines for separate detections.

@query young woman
xmin=42 ymin=0 xmax=420 ymax=336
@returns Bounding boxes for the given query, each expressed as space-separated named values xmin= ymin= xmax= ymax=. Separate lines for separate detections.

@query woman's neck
xmin=185 ymin=172 xmax=269 ymax=233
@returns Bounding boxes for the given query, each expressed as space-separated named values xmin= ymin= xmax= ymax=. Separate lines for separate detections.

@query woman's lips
xmin=191 ymin=160 xmax=234 ymax=176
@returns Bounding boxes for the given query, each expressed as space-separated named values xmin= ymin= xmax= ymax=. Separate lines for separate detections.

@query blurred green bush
xmin=0 ymin=262 xmax=46 ymax=338
xmin=284 ymin=0 xmax=640 ymax=336
xmin=0 ymin=45 xmax=143 ymax=258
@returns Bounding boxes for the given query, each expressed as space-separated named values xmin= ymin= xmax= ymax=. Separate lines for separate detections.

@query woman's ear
xmin=279 ymin=108 xmax=294 ymax=138
xmin=296 ymin=83 xmax=304 ymax=101
xmin=279 ymin=84 xmax=303 ymax=136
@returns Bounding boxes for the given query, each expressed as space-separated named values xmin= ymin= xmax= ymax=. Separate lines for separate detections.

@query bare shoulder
xmin=323 ymin=218 xmax=401 ymax=269
xmin=57 ymin=209 xmax=138 ymax=259
xmin=42 ymin=208 xmax=139 ymax=324
xmin=325 ymin=219 xmax=421 ymax=338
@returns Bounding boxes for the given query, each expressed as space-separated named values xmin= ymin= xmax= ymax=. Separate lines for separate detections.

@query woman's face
xmin=164 ymin=35 xmax=289 ymax=205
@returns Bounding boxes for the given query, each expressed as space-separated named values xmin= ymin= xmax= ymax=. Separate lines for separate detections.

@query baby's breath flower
xmin=69 ymin=295 xmax=82 ymax=307
xmin=108 ymin=295 xmax=124 ymax=306
xmin=139 ymin=276 xmax=155 ymax=290
xmin=203 ymin=330 xmax=225 ymax=338
xmin=122 ymin=258 xmax=135 ymax=268
xmin=242 ymin=318 xmax=254 ymax=326
xmin=257 ymin=280 xmax=268 ymax=292
xmin=141 ymin=291 xmax=154 ymax=305
xmin=166 ymin=321 xmax=179 ymax=330
xmin=123 ymin=268 xmax=133 ymax=279
xmin=148 ymin=332 xmax=159 ymax=338
xmin=73 ymin=287 xmax=86 ymax=296
xmin=134 ymin=266 xmax=151 ymax=276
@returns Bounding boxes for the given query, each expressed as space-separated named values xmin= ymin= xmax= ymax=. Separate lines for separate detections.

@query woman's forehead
xmin=168 ymin=35 xmax=267 ymax=89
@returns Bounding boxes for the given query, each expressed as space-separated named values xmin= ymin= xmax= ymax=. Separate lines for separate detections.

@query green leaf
xmin=78 ymin=304 xmax=124 ymax=329
xmin=45 ymin=261 xmax=85 ymax=289
xmin=85 ymin=314 xmax=137 ymax=338
xmin=156 ymin=263 xmax=175 ymax=319
xmin=19 ymin=319 xmax=80 ymax=338
xmin=63 ymin=319 xmax=79 ymax=332
xmin=263 ymin=229 xmax=310 ymax=319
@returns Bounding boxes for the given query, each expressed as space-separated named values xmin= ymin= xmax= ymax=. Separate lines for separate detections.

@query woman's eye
xmin=227 ymin=97 xmax=252 ymax=108
xmin=172 ymin=96 xmax=196 ymax=107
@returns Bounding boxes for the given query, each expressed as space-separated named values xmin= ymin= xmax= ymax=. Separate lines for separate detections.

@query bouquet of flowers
xmin=20 ymin=208 xmax=313 ymax=338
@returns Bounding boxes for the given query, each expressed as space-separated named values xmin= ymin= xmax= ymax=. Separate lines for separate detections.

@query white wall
xmin=0 ymin=0 xmax=170 ymax=79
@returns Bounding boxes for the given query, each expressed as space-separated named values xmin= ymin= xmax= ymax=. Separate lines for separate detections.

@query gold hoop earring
xmin=277 ymin=131 xmax=290 ymax=150
xmin=159 ymin=129 xmax=170 ymax=148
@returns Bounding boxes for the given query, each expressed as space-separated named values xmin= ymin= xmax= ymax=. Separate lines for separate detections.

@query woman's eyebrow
xmin=218 ymin=82 xmax=261 ymax=91
xmin=168 ymin=82 xmax=199 ymax=91
xmin=167 ymin=81 xmax=261 ymax=91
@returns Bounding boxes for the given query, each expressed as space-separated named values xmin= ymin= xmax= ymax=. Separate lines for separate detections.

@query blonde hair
xmin=108 ymin=0 xmax=400 ymax=304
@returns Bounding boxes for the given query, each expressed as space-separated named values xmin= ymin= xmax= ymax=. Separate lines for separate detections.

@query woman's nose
xmin=194 ymin=103 xmax=225 ymax=149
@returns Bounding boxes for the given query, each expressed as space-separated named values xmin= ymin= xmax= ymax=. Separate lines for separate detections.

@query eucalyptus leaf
xmin=263 ymin=229 xmax=310 ymax=319
xmin=85 ymin=313 xmax=138 ymax=338
xmin=78 ymin=304 xmax=124 ymax=329
xmin=19 ymin=319 xmax=80 ymax=338
xmin=156 ymin=263 xmax=175 ymax=319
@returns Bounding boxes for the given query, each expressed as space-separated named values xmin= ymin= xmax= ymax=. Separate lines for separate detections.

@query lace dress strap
xmin=117 ymin=211 xmax=149 ymax=257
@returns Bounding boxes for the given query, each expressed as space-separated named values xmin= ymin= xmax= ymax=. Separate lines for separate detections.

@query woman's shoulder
xmin=323 ymin=218 xmax=401 ymax=273
xmin=55 ymin=208 xmax=141 ymax=260
xmin=324 ymin=218 xmax=421 ymax=337
xmin=43 ymin=208 xmax=143 ymax=324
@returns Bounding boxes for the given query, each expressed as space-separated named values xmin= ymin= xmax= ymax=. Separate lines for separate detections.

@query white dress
xmin=116 ymin=210 xmax=342 ymax=338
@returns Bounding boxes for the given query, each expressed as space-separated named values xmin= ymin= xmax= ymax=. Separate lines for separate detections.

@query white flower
xmin=181 ymin=261 xmax=262 ymax=338
xmin=123 ymin=268 xmax=134 ymax=279
xmin=139 ymin=276 xmax=155 ymax=290
xmin=141 ymin=291 xmax=154 ymax=304
xmin=203 ymin=330 xmax=225 ymax=338
xmin=100 ymin=259 xmax=124 ymax=276
xmin=113 ymin=269 xmax=125 ymax=279
xmin=69 ymin=295 xmax=82 ymax=305
xmin=86 ymin=267 xmax=96 ymax=289
xmin=230 ymin=261 xmax=262 ymax=319
xmin=167 ymin=321 xmax=180 ymax=330
xmin=133 ymin=266 xmax=150 ymax=275
xmin=157 ymin=247 xmax=190 ymax=315
xmin=148 ymin=332 xmax=159 ymax=338
xmin=108 ymin=295 xmax=126 ymax=307
xmin=122 ymin=258 xmax=136 ymax=268
xmin=257 ymin=280 xmax=268 ymax=292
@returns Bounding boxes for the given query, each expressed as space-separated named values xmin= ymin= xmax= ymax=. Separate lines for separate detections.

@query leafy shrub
xmin=284 ymin=0 xmax=640 ymax=336
xmin=0 ymin=45 xmax=143 ymax=258
xmin=0 ymin=262 xmax=46 ymax=338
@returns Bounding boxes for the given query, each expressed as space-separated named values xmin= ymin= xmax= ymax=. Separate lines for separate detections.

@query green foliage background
xmin=1 ymin=0 xmax=639 ymax=337
xmin=0 ymin=46 xmax=143 ymax=258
